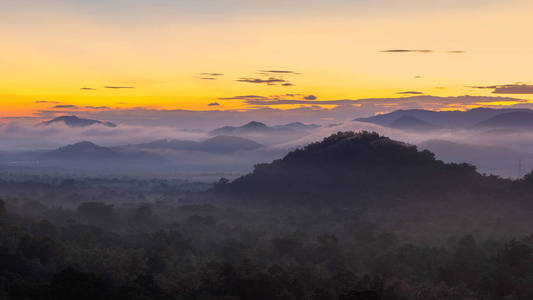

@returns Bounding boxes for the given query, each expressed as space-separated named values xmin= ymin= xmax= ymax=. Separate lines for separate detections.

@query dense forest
xmin=1 ymin=132 xmax=532 ymax=299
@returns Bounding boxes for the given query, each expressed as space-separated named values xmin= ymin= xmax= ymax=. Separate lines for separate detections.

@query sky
xmin=2 ymin=0 xmax=533 ymax=122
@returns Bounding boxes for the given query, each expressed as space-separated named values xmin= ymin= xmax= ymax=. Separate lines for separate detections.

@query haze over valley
xmin=2 ymin=1 xmax=533 ymax=299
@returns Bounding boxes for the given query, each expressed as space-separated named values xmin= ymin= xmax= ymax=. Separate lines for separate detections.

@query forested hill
xmin=213 ymin=131 xmax=519 ymax=208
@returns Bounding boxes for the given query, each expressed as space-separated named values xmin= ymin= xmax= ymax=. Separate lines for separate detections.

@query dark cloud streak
xmin=237 ymin=77 xmax=287 ymax=85
xmin=397 ymin=91 xmax=424 ymax=95
xmin=105 ymin=86 xmax=135 ymax=89
xmin=470 ymin=84 xmax=533 ymax=94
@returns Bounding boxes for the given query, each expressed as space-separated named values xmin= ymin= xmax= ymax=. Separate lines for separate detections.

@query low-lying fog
xmin=1 ymin=114 xmax=532 ymax=178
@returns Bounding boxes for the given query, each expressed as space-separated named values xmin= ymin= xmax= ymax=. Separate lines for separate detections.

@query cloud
xmin=470 ymin=84 xmax=533 ymax=94
xmin=380 ymin=49 xmax=464 ymax=54
xmin=105 ymin=86 xmax=135 ymax=89
xmin=381 ymin=49 xmax=433 ymax=53
xmin=199 ymin=73 xmax=224 ymax=80
xmin=218 ymin=95 xmax=269 ymax=100
xmin=84 ymin=106 xmax=110 ymax=110
xmin=208 ymin=102 xmax=220 ymax=106
xmin=304 ymin=95 xmax=317 ymax=100
xmin=81 ymin=87 xmax=96 ymax=90
xmin=245 ymin=99 xmax=360 ymax=106
xmin=259 ymin=70 xmax=300 ymax=75
xmin=281 ymin=83 xmax=294 ymax=86
xmin=237 ymin=77 xmax=287 ymax=85
xmin=36 ymin=100 xmax=60 ymax=104
xmin=221 ymin=94 xmax=526 ymax=112
xmin=53 ymin=105 xmax=79 ymax=109
xmin=397 ymin=91 xmax=423 ymax=95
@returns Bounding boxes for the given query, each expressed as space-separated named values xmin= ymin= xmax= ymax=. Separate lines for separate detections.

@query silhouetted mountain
xmin=214 ymin=131 xmax=505 ymax=207
xmin=41 ymin=115 xmax=117 ymax=128
xmin=210 ymin=121 xmax=319 ymax=136
xmin=473 ymin=111 xmax=533 ymax=129
xmin=355 ymin=108 xmax=529 ymax=129
xmin=387 ymin=116 xmax=439 ymax=131
xmin=41 ymin=141 xmax=163 ymax=163
xmin=272 ymin=122 xmax=321 ymax=131
xmin=136 ymin=135 xmax=263 ymax=153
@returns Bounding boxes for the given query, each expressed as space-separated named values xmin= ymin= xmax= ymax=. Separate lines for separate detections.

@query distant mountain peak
xmin=473 ymin=111 xmax=533 ymax=129
xmin=41 ymin=141 xmax=164 ymax=163
xmin=355 ymin=107 xmax=533 ymax=129
xmin=388 ymin=116 xmax=439 ymax=131
xmin=41 ymin=115 xmax=117 ymax=128
xmin=210 ymin=121 xmax=320 ymax=137
xmin=242 ymin=121 xmax=268 ymax=129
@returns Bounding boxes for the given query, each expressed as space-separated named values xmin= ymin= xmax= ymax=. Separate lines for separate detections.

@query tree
xmin=48 ymin=268 xmax=111 ymax=300
xmin=0 ymin=198 xmax=6 ymax=215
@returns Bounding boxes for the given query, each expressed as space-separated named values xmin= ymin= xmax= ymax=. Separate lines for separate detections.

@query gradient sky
xmin=2 ymin=0 xmax=533 ymax=118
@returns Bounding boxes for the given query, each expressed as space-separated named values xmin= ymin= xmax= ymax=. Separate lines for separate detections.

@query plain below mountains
xmin=355 ymin=107 xmax=533 ymax=131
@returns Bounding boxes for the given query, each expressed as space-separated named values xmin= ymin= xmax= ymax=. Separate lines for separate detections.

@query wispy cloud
xmin=259 ymin=70 xmax=300 ymax=75
xmin=380 ymin=49 xmax=464 ymax=53
xmin=53 ymin=105 xmax=79 ymax=109
xmin=81 ymin=87 xmax=96 ymax=90
xmin=470 ymin=84 xmax=533 ymax=94
xmin=105 ymin=86 xmax=135 ymax=89
xmin=397 ymin=91 xmax=423 ymax=95
xmin=208 ymin=102 xmax=220 ymax=106
xmin=245 ymin=99 xmax=360 ymax=106
xmin=381 ymin=49 xmax=433 ymax=53
xmin=36 ymin=100 xmax=60 ymax=104
xmin=84 ymin=106 xmax=110 ymax=110
xmin=304 ymin=95 xmax=317 ymax=100
xmin=199 ymin=73 xmax=224 ymax=80
xmin=218 ymin=95 xmax=269 ymax=100
xmin=237 ymin=77 xmax=287 ymax=85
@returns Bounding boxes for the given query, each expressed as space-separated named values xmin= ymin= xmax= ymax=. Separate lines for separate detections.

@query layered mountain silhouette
xmin=209 ymin=121 xmax=321 ymax=146
xmin=41 ymin=141 xmax=164 ymax=163
xmin=210 ymin=121 xmax=319 ymax=135
xmin=387 ymin=116 xmax=440 ymax=131
xmin=473 ymin=111 xmax=533 ymax=129
xmin=134 ymin=135 xmax=263 ymax=153
xmin=355 ymin=108 xmax=531 ymax=130
xmin=41 ymin=116 xmax=117 ymax=128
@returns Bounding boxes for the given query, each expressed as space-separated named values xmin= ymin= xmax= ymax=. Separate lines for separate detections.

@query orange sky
xmin=2 ymin=0 xmax=533 ymax=118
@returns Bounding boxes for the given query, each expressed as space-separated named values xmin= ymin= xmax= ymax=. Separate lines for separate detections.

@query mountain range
xmin=40 ymin=141 xmax=164 ymax=163
xmin=210 ymin=121 xmax=320 ymax=135
xmin=355 ymin=108 xmax=533 ymax=131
